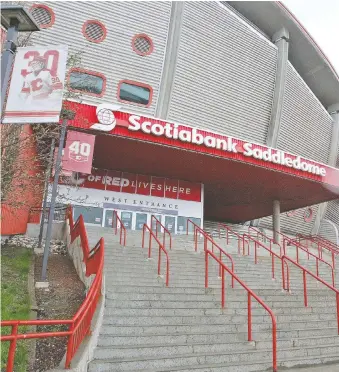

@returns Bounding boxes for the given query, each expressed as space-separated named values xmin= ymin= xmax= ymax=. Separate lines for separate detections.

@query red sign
xmin=63 ymin=131 xmax=95 ymax=174
xmin=62 ymin=101 xmax=339 ymax=189
xmin=58 ymin=169 xmax=202 ymax=202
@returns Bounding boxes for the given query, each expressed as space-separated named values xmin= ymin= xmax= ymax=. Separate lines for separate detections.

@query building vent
xmin=83 ymin=21 xmax=106 ymax=43
xmin=30 ymin=5 xmax=54 ymax=28
xmin=132 ymin=34 xmax=153 ymax=56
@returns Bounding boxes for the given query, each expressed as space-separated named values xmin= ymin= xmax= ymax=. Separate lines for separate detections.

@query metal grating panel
xmin=277 ymin=62 xmax=333 ymax=163
xmin=85 ymin=22 xmax=104 ymax=41
xmin=167 ymin=1 xmax=277 ymax=144
xmin=31 ymin=6 xmax=52 ymax=27
xmin=27 ymin=1 xmax=171 ymax=116
xmin=133 ymin=36 xmax=152 ymax=55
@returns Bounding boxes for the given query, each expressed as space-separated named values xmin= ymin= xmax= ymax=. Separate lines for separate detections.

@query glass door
xmin=103 ymin=209 xmax=117 ymax=228
xmin=120 ymin=211 xmax=133 ymax=230
xmin=135 ymin=212 xmax=148 ymax=230
xmin=164 ymin=215 xmax=176 ymax=234
xmin=151 ymin=214 xmax=162 ymax=232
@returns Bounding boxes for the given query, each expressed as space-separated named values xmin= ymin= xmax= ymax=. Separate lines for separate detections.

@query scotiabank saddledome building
xmin=26 ymin=1 xmax=339 ymax=241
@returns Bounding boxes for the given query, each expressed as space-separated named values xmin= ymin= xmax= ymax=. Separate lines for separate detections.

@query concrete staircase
xmin=86 ymin=226 xmax=339 ymax=371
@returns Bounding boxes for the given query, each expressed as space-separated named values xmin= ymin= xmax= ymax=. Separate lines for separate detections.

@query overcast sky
xmin=283 ymin=0 xmax=339 ymax=74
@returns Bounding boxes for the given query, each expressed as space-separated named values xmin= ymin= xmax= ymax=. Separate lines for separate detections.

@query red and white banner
xmin=63 ymin=131 xmax=95 ymax=174
xmin=2 ymin=45 xmax=68 ymax=124
xmin=59 ymin=169 xmax=202 ymax=202
xmin=62 ymin=101 xmax=339 ymax=189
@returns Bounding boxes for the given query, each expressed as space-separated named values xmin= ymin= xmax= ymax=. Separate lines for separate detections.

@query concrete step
xmin=89 ymin=343 xmax=339 ymax=371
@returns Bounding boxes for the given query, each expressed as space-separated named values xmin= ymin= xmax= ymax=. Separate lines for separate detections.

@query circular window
xmin=30 ymin=5 xmax=55 ymax=29
xmin=82 ymin=20 xmax=106 ymax=43
xmin=304 ymin=208 xmax=313 ymax=223
xmin=132 ymin=34 xmax=153 ymax=56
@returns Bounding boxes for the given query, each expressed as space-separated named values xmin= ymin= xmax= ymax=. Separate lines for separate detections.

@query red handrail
xmin=151 ymin=214 xmax=172 ymax=250
xmin=296 ymin=234 xmax=338 ymax=269
xmin=187 ymin=219 xmax=235 ymax=288
xmin=242 ymin=234 xmax=290 ymax=282
xmin=218 ymin=223 xmax=244 ymax=254
xmin=112 ymin=210 xmax=126 ymax=246
xmin=248 ymin=226 xmax=283 ymax=256
xmin=281 ymin=255 xmax=339 ymax=335
xmin=205 ymin=248 xmax=277 ymax=372
xmin=283 ymin=237 xmax=335 ymax=286
xmin=1 ymin=205 xmax=104 ymax=372
xmin=142 ymin=223 xmax=170 ymax=286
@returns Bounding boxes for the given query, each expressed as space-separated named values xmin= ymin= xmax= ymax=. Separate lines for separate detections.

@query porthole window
xmin=82 ymin=20 xmax=106 ymax=43
xmin=68 ymin=68 xmax=106 ymax=97
xmin=117 ymin=80 xmax=152 ymax=106
xmin=30 ymin=4 xmax=55 ymax=29
xmin=132 ymin=34 xmax=153 ymax=56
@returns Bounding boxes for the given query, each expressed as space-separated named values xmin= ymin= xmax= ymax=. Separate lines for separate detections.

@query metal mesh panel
xmin=31 ymin=7 xmax=52 ymax=27
xmin=133 ymin=36 xmax=152 ymax=55
xmin=85 ymin=22 xmax=104 ymax=41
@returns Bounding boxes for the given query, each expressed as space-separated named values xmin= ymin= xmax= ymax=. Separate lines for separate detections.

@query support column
xmin=155 ymin=1 xmax=184 ymax=119
xmin=312 ymin=103 xmax=339 ymax=235
xmin=266 ymin=28 xmax=290 ymax=147
xmin=273 ymin=200 xmax=281 ymax=244
xmin=327 ymin=103 xmax=339 ymax=166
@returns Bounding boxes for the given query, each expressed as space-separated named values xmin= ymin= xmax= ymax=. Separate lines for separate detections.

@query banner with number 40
xmin=63 ymin=131 xmax=95 ymax=174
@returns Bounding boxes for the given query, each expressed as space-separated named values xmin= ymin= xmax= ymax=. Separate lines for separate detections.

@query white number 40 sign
xmin=68 ymin=140 xmax=91 ymax=162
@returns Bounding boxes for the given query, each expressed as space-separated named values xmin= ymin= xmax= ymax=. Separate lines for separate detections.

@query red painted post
xmin=272 ymin=253 xmax=275 ymax=279
xmin=303 ymin=270 xmax=308 ymax=307
xmin=205 ymin=251 xmax=209 ymax=288
xmin=219 ymin=250 xmax=222 ymax=277
xmin=65 ymin=323 xmax=75 ymax=368
xmin=247 ymin=293 xmax=252 ymax=341
xmin=316 ymin=258 xmax=319 ymax=277
xmin=296 ymin=245 xmax=299 ymax=264
xmin=282 ymin=259 xmax=286 ymax=290
xmin=7 ymin=323 xmax=18 ymax=372
xmin=221 ymin=267 xmax=225 ymax=308
xmin=148 ymin=232 xmax=152 ymax=258
xmin=166 ymin=257 xmax=169 ymax=287
xmin=158 ymin=246 xmax=161 ymax=275
xmin=142 ymin=225 xmax=145 ymax=248
xmin=255 ymin=241 xmax=258 ymax=264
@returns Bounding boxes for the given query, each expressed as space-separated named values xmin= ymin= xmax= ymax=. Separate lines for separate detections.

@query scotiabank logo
xmin=90 ymin=103 xmax=120 ymax=131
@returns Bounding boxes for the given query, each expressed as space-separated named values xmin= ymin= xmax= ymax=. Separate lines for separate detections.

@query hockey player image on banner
xmin=2 ymin=45 xmax=68 ymax=124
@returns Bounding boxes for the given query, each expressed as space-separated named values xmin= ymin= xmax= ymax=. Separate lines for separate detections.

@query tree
xmin=0 ymin=23 xmax=88 ymax=217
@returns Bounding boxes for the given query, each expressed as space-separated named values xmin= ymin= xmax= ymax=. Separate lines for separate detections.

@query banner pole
xmin=38 ymin=137 xmax=56 ymax=248
xmin=41 ymin=119 xmax=67 ymax=281
xmin=0 ymin=20 xmax=19 ymax=117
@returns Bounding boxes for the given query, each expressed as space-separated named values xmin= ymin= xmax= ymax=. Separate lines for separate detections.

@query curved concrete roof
xmin=226 ymin=1 xmax=339 ymax=109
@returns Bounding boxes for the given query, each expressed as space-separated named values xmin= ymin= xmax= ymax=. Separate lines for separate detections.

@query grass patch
xmin=1 ymin=245 xmax=32 ymax=372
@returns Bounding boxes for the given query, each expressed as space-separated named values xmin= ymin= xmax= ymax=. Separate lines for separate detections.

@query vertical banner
xmin=62 ymin=131 xmax=95 ymax=174
xmin=52 ymin=147 xmax=72 ymax=177
xmin=2 ymin=45 xmax=68 ymax=124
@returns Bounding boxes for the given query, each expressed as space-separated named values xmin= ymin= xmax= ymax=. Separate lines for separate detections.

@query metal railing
xmin=151 ymin=214 xmax=172 ymax=250
xmin=281 ymin=255 xmax=339 ymax=334
xmin=1 ymin=205 xmax=104 ymax=371
xmin=112 ymin=210 xmax=127 ymax=246
xmin=282 ymin=235 xmax=335 ymax=286
xmin=248 ymin=226 xmax=283 ymax=256
xmin=242 ymin=234 xmax=290 ymax=281
xmin=205 ymin=246 xmax=277 ymax=371
xmin=218 ymin=223 xmax=244 ymax=254
xmin=296 ymin=234 xmax=338 ymax=270
xmin=142 ymin=223 xmax=170 ymax=286
xmin=187 ymin=219 xmax=235 ymax=287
